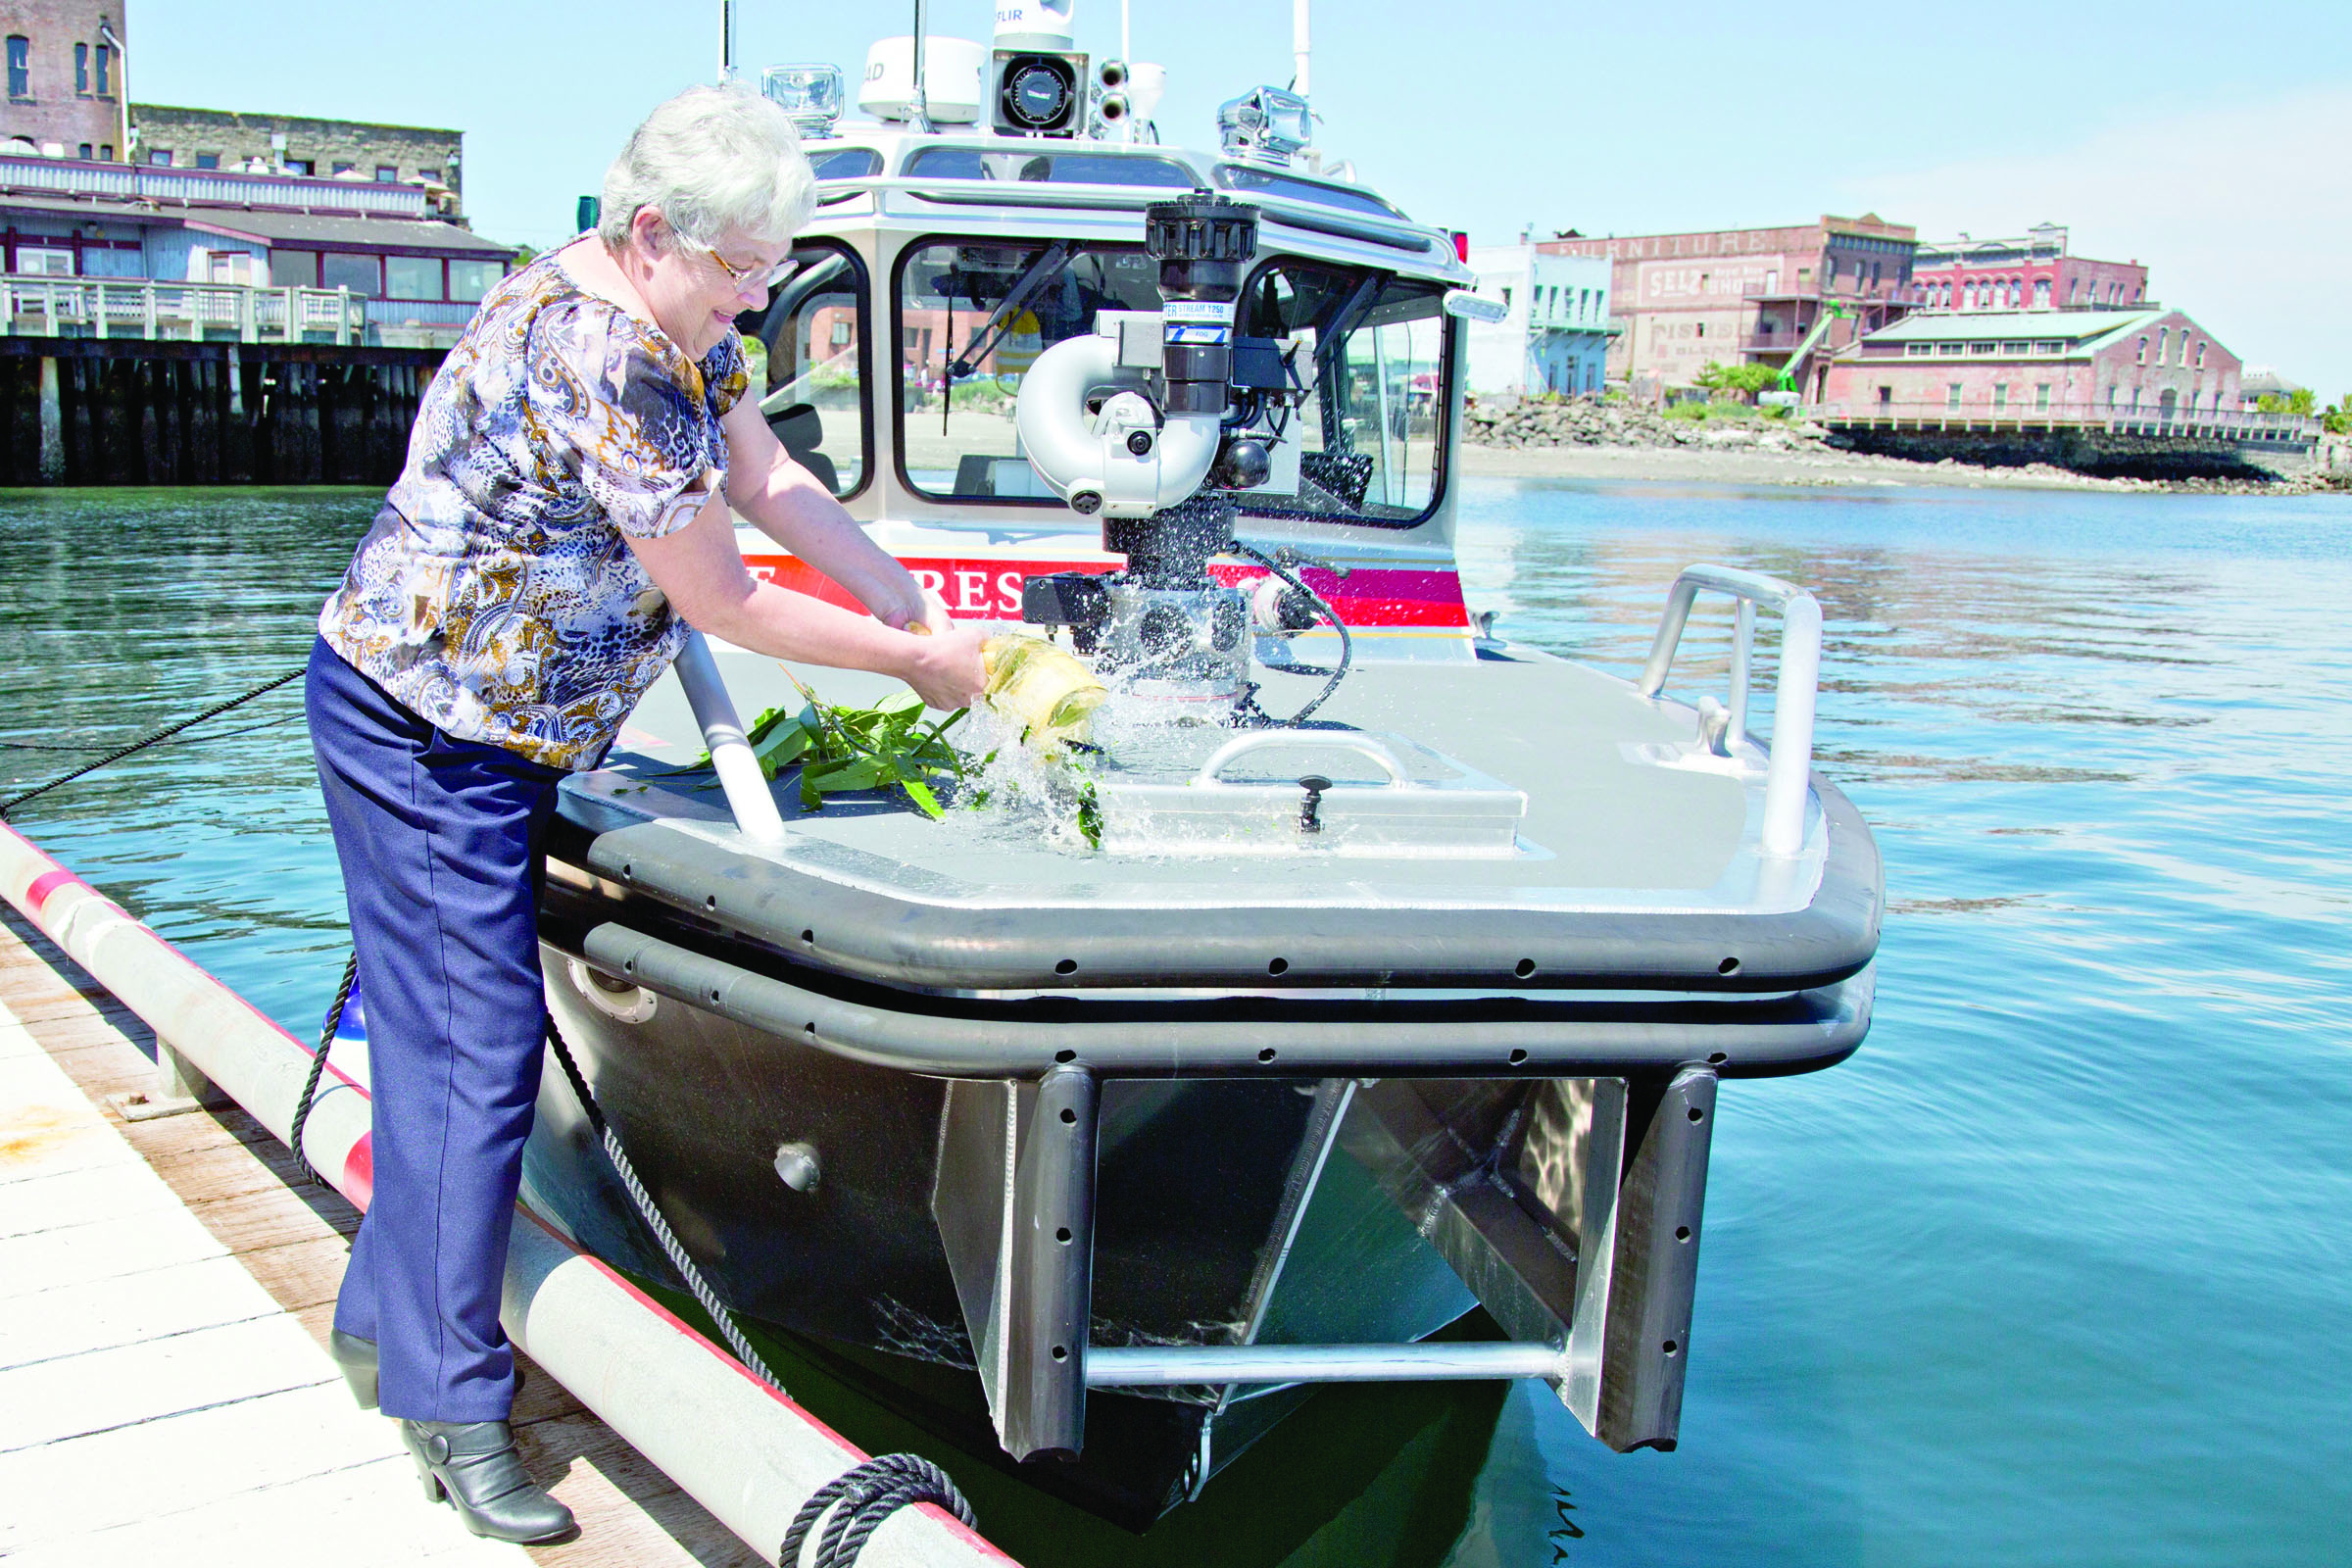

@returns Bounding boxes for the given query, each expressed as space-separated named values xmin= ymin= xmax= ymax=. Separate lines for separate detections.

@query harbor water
xmin=2 ymin=479 xmax=2345 ymax=1567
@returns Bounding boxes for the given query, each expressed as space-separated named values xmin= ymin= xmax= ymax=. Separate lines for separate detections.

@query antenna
xmin=1293 ymin=0 xmax=1309 ymax=98
xmin=909 ymin=0 xmax=934 ymax=131
xmin=718 ymin=0 xmax=737 ymax=83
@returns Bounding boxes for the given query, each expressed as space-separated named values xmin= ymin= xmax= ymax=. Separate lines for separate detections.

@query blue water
xmin=3 ymin=480 xmax=2347 ymax=1566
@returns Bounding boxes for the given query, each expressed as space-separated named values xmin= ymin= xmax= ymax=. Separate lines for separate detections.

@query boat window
xmin=1213 ymin=164 xmax=1404 ymax=220
xmin=893 ymin=238 xmax=1162 ymax=504
xmin=902 ymin=146 xmax=1196 ymax=186
xmin=1233 ymin=257 xmax=1450 ymax=527
xmin=737 ymin=238 xmax=872 ymax=500
xmin=808 ymin=147 xmax=884 ymax=180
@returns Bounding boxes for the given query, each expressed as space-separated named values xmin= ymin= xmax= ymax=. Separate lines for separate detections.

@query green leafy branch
xmin=668 ymin=679 xmax=983 ymax=821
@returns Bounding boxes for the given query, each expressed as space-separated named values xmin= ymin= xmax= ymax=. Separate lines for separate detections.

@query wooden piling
xmin=0 ymin=339 xmax=445 ymax=487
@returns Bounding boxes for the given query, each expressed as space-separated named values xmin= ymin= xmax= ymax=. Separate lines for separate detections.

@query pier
xmin=0 ymin=330 xmax=436 ymax=486
xmin=0 ymin=819 xmax=1011 ymax=1565
xmin=1809 ymin=399 xmax=2322 ymax=477
xmin=0 ymin=907 xmax=764 ymax=1564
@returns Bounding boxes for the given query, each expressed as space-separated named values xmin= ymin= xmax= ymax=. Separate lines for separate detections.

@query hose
xmin=1230 ymin=540 xmax=1353 ymax=725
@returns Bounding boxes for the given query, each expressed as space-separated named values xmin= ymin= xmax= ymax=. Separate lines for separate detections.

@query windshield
xmin=1235 ymin=258 xmax=1449 ymax=524
xmin=891 ymin=237 xmax=1450 ymax=524
xmin=738 ymin=239 xmax=870 ymax=499
xmin=895 ymin=239 xmax=1161 ymax=502
xmin=903 ymin=146 xmax=1197 ymax=186
xmin=1214 ymin=164 xmax=1405 ymax=219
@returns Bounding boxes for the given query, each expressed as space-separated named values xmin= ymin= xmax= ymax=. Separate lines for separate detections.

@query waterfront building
xmin=0 ymin=153 xmax=514 ymax=347
xmin=130 ymin=105 xmax=462 ymax=216
xmin=1908 ymin=223 xmax=2147 ymax=313
xmin=1543 ymin=215 xmax=1918 ymax=399
xmin=1462 ymin=240 xmax=1611 ymax=398
xmin=1821 ymin=308 xmax=2242 ymax=419
xmin=0 ymin=3 xmax=503 ymax=350
xmin=2236 ymin=366 xmax=2305 ymax=411
xmin=1809 ymin=307 xmax=2324 ymax=474
xmin=0 ymin=0 xmax=126 ymax=162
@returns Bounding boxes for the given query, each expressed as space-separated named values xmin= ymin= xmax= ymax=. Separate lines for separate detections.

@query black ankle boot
xmin=329 ymin=1329 xmax=378 ymax=1410
xmin=401 ymin=1419 xmax=574 ymax=1544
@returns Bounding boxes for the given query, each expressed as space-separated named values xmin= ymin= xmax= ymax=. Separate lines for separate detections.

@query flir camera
xmin=991 ymin=50 xmax=1086 ymax=137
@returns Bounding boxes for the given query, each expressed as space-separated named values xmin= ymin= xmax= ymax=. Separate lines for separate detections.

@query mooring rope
xmin=778 ymin=1452 xmax=978 ymax=1568
xmin=0 ymin=665 xmax=306 ymax=819
xmin=290 ymin=949 xmax=360 ymax=1186
xmin=541 ymin=1015 xmax=783 ymax=1391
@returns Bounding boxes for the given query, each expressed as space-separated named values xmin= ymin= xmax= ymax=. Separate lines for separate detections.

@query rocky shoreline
xmin=1461 ymin=398 xmax=2349 ymax=496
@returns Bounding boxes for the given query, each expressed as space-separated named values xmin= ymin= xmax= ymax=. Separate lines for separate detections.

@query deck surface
xmin=0 ymin=907 xmax=764 ymax=1567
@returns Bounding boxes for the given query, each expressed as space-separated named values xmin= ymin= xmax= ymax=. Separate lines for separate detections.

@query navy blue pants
xmin=305 ymin=637 xmax=564 ymax=1422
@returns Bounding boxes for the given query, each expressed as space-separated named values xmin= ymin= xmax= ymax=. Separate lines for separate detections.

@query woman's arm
xmin=626 ymin=489 xmax=985 ymax=711
xmin=718 ymin=396 xmax=936 ymax=630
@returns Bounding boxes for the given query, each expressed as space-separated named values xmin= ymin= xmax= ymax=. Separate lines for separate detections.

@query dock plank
xmin=0 ymin=907 xmax=760 ymax=1565
xmin=0 ymin=1253 xmax=279 ymax=1371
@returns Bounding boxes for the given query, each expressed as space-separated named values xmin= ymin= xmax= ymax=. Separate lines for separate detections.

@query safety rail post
xmin=670 ymin=630 xmax=787 ymax=846
xmin=1637 ymin=564 xmax=1823 ymax=858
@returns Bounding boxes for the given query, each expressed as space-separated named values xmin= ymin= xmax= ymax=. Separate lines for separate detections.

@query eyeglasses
xmin=685 ymin=237 xmax=799 ymax=293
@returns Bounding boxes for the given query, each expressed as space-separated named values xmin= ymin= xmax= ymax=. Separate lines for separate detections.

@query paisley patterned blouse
xmin=318 ymin=249 xmax=750 ymax=770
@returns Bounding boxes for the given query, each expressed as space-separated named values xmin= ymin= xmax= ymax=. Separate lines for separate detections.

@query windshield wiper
xmin=948 ymin=241 xmax=1071 ymax=379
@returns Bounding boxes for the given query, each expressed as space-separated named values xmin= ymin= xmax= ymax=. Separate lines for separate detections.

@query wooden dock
xmin=0 ymin=906 xmax=765 ymax=1566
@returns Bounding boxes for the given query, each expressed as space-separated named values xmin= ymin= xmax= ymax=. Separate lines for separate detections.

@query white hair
xmin=599 ymin=86 xmax=816 ymax=253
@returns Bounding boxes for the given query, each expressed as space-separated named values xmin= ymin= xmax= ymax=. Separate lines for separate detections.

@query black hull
xmin=527 ymin=872 xmax=1476 ymax=1522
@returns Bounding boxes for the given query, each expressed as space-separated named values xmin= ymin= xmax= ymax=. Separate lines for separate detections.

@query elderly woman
xmin=303 ymin=87 xmax=984 ymax=1543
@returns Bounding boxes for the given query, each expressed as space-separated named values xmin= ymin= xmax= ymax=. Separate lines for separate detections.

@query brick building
xmin=1819 ymin=308 xmax=2242 ymax=423
xmin=1910 ymin=223 xmax=2146 ymax=314
xmin=0 ymin=1 xmax=125 ymax=161
xmin=1544 ymin=214 xmax=1918 ymax=397
xmin=130 ymin=104 xmax=462 ymax=213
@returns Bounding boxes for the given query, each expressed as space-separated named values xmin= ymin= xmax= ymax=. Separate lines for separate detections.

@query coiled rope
xmin=0 ymin=666 xmax=306 ymax=819
xmin=778 ymin=1452 xmax=978 ymax=1568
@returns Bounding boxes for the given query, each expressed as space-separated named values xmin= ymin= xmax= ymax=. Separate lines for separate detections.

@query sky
xmin=131 ymin=0 xmax=2352 ymax=396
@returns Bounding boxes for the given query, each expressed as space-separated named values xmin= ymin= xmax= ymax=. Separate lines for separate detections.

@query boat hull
xmin=524 ymin=911 xmax=1481 ymax=1522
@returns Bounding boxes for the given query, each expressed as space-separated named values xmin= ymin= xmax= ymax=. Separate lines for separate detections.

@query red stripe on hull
xmin=743 ymin=554 xmax=1470 ymax=629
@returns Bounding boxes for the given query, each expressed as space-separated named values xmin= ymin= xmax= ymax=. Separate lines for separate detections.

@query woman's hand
xmin=630 ymin=497 xmax=983 ymax=708
xmin=873 ymin=579 xmax=956 ymax=635
xmin=898 ymin=622 xmax=988 ymax=711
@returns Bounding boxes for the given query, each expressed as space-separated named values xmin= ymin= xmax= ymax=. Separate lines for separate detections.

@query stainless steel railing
xmin=1637 ymin=564 xmax=1823 ymax=859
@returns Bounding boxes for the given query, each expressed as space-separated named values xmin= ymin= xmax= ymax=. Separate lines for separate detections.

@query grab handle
xmin=672 ymin=632 xmax=788 ymax=846
xmin=1193 ymin=731 xmax=1410 ymax=788
xmin=1636 ymin=564 xmax=1821 ymax=858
